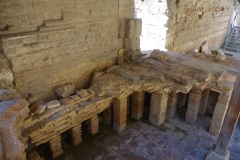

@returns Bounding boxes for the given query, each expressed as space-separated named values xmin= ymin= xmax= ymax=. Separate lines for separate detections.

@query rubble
xmin=215 ymin=55 xmax=226 ymax=62
xmin=55 ymin=83 xmax=75 ymax=98
xmin=150 ymin=49 xmax=169 ymax=62
xmin=46 ymin=100 xmax=60 ymax=108
xmin=35 ymin=104 xmax=46 ymax=114
xmin=29 ymin=100 xmax=44 ymax=111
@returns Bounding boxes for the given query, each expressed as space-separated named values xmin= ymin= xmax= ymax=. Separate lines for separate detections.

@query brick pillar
xmin=48 ymin=136 xmax=63 ymax=158
xmin=86 ymin=115 xmax=99 ymax=135
xmin=149 ymin=92 xmax=169 ymax=127
xmin=178 ymin=92 xmax=188 ymax=107
xmin=112 ymin=96 xmax=127 ymax=133
xmin=209 ymin=92 xmax=231 ymax=136
xmin=131 ymin=91 xmax=145 ymax=120
xmin=185 ymin=87 xmax=202 ymax=124
xmin=68 ymin=124 xmax=82 ymax=145
xmin=198 ymin=88 xmax=211 ymax=116
xmin=103 ymin=106 xmax=113 ymax=125
xmin=166 ymin=92 xmax=178 ymax=118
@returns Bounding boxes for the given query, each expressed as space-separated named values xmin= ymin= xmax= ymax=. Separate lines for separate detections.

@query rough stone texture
xmin=0 ymin=88 xmax=21 ymax=102
xmin=29 ymin=100 xmax=44 ymax=112
xmin=34 ymin=104 xmax=46 ymax=114
xmin=150 ymin=49 xmax=169 ymax=62
xmin=165 ymin=0 xmax=233 ymax=53
xmin=0 ymin=53 xmax=14 ymax=89
xmin=135 ymin=0 xmax=233 ymax=52
xmin=0 ymin=98 xmax=29 ymax=160
xmin=54 ymin=83 xmax=75 ymax=98
xmin=215 ymin=55 xmax=227 ymax=62
xmin=0 ymin=0 xmax=119 ymax=103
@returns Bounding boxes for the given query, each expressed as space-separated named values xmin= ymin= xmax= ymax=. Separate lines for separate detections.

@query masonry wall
xmin=0 ymin=0 xmax=135 ymax=103
xmin=166 ymin=0 xmax=233 ymax=53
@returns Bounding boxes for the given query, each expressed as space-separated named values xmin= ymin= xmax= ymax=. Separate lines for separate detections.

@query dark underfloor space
xmin=34 ymin=113 xmax=240 ymax=160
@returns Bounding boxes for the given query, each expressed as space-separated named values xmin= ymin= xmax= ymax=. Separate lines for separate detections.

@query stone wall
xmin=166 ymin=0 xmax=233 ymax=53
xmin=0 ymin=0 xmax=126 ymax=103
xmin=134 ymin=0 xmax=233 ymax=52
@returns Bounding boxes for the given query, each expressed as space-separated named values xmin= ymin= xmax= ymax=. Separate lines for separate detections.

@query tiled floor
xmin=38 ymin=114 xmax=240 ymax=160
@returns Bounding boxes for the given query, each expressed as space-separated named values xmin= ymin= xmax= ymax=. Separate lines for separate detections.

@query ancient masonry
xmin=112 ymin=96 xmax=128 ymax=133
xmin=131 ymin=91 xmax=145 ymax=120
xmin=0 ymin=52 xmax=238 ymax=159
xmin=149 ymin=92 xmax=169 ymax=127
xmin=185 ymin=87 xmax=203 ymax=124
xmin=209 ymin=92 xmax=232 ymax=136
xmin=166 ymin=91 xmax=179 ymax=118
xmin=198 ymin=88 xmax=211 ymax=116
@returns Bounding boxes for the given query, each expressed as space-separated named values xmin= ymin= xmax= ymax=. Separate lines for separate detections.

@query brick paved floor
xmin=38 ymin=113 xmax=240 ymax=160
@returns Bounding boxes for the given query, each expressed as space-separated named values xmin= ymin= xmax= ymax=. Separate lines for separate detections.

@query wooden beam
xmin=214 ymin=61 xmax=240 ymax=156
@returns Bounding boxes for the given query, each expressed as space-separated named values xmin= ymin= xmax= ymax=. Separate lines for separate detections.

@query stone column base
xmin=205 ymin=150 xmax=230 ymax=160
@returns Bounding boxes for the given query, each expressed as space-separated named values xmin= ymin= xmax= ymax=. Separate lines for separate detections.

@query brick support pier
xmin=149 ymin=92 xmax=169 ymax=127
xmin=209 ymin=92 xmax=231 ymax=136
xmin=103 ymin=106 xmax=113 ymax=125
xmin=185 ymin=87 xmax=202 ymax=124
xmin=178 ymin=93 xmax=188 ymax=107
xmin=112 ymin=96 xmax=128 ymax=133
xmin=48 ymin=136 xmax=63 ymax=158
xmin=87 ymin=115 xmax=99 ymax=135
xmin=166 ymin=91 xmax=178 ymax=118
xmin=198 ymin=88 xmax=210 ymax=116
xmin=131 ymin=91 xmax=145 ymax=120
xmin=68 ymin=124 xmax=82 ymax=145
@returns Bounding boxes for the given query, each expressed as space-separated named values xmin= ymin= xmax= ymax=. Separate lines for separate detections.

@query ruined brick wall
xmin=165 ymin=0 xmax=233 ymax=53
xmin=0 ymin=0 xmax=126 ymax=103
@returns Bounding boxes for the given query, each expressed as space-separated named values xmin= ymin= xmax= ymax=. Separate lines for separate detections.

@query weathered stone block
xmin=46 ymin=100 xmax=60 ymax=109
xmin=134 ymin=19 xmax=142 ymax=37
xmin=29 ymin=100 xmax=45 ymax=111
xmin=55 ymin=83 xmax=75 ymax=98
xmin=125 ymin=37 xmax=140 ymax=51
xmin=35 ymin=104 xmax=46 ymax=114
xmin=150 ymin=49 xmax=169 ymax=62
xmin=125 ymin=19 xmax=134 ymax=38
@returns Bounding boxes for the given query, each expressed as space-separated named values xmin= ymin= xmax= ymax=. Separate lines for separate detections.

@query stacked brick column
xmin=68 ymin=124 xmax=82 ymax=145
xmin=48 ymin=136 xmax=63 ymax=158
xmin=209 ymin=92 xmax=231 ymax=136
xmin=86 ymin=115 xmax=99 ymax=135
xmin=131 ymin=91 xmax=145 ymax=120
xmin=103 ymin=106 xmax=113 ymax=125
xmin=166 ymin=92 xmax=179 ymax=118
xmin=185 ymin=87 xmax=202 ymax=125
xmin=112 ymin=96 xmax=128 ymax=133
xmin=149 ymin=92 xmax=169 ymax=127
xmin=198 ymin=88 xmax=211 ymax=116
xmin=178 ymin=93 xmax=188 ymax=107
